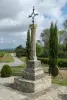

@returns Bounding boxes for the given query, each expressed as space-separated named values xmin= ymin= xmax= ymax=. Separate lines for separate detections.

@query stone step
xmin=24 ymin=67 xmax=43 ymax=73
xmin=14 ymin=75 xmax=51 ymax=93
xmin=15 ymin=75 xmax=51 ymax=83
xmin=24 ymin=70 xmax=44 ymax=76
xmin=27 ymin=60 xmax=41 ymax=68
xmin=23 ymin=70 xmax=45 ymax=80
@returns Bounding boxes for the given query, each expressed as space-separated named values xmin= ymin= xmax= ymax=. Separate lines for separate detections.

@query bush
xmin=58 ymin=59 xmax=67 ymax=67
xmin=15 ymin=45 xmax=26 ymax=58
xmin=38 ymin=58 xmax=49 ymax=64
xmin=49 ymin=67 xmax=58 ymax=77
xmin=41 ymin=49 xmax=49 ymax=58
xmin=0 ymin=52 xmax=5 ymax=57
xmin=38 ymin=58 xmax=67 ymax=68
xmin=36 ymin=43 xmax=43 ymax=57
xmin=1 ymin=65 xmax=12 ymax=77
xmin=58 ymin=51 xmax=65 ymax=58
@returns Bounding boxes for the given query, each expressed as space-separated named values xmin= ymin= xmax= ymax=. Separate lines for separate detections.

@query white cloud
xmin=0 ymin=41 xmax=3 ymax=44
xmin=13 ymin=40 xmax=16 ymax=43
xmin=0 ymin=0 xmax=67 ymax=48
xmin=0 ymin=38 xmax=4 ymax=41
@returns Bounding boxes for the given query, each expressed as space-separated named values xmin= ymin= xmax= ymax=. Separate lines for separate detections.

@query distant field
xmin=0 ymin=53 xmax=14 ymax=62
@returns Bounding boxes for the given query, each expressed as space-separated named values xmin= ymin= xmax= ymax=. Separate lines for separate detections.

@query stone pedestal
xmin=14 ymin=60 xmax=51 ymax=93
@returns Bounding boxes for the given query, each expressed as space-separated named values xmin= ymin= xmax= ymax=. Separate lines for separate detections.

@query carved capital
xmin=29 ymin=24 xmax=37 ymax=29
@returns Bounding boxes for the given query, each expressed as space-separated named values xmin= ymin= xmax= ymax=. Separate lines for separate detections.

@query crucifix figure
xmin=29 ymin=6 xmax=38 ymax=25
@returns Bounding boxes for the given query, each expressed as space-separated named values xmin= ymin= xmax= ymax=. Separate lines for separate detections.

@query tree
xmin=49 ymin=22 xmax=58 ymax=77
xmin=58 ymin=44 xmax=65 ymax=58
xmin=37 ymin=40 xmax=42 ymax=45
xmin=63 ymin=20 xmax=67 ymax=29
xmin=36 ymin=43 xmax=43 ymax=57
xmin=41 ymin=29 xmax=50 ymax=57
xmin=41 ymin=29 xmax=50 ymax=46
xmin=63 ymin=20 xmax=67 ymax=57
xmin=26 ymin=29 xmax=31 ymax=60
xmin=63 ymin=20 xmax=67 ymax=46
xmin=58 ymin=30 xmax=64 ymax=44
xmin=63 ymin=37 xmax=67 ymax=58
xmin=15 ymin=45 xmax=25 ymax=57
xmin=58 ymin=30 xmax=65 ymax=58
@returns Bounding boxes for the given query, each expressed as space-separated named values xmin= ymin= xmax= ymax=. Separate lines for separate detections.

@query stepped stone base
xmin=14 ymin=75 xmax=51 ymax=93
xmin=14 ymin=60 xmax=51 ymax=93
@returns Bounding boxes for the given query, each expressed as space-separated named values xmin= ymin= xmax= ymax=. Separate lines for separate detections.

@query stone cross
xmin=14 ymin=6 xmax=51 ymax=94
xmin=29 ymin=6 xmax=38 ymax=25
xmin=29 ymin=6 xmax=38 ymax=60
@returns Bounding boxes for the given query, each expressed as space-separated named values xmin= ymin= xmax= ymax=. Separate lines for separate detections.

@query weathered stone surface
xmin=23 ymin=71 xmax=45 ymax=80
xmin=23 ymin=60 xmax=45 ymax=80
xmin=30 ymin=24 xmax=37 ymax=60
xmin=14 ymin=75 xmax=51 ymax=93
xmin=27 ymin=60 xmax=41 ymax=68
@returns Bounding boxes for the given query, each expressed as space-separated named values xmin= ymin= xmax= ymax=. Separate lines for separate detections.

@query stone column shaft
xmin=30 ymin=24 xmax=37 ymax=60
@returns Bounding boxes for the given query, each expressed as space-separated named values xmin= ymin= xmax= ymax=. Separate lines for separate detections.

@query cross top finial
xmin=29 ymin=6 xmax=38 ymax=24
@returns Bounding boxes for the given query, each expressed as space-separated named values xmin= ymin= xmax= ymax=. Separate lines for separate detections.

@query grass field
xmin=52 ymin=69 xmax=67 ymax=86
xmin=0 ymin=53 xmax=14 ymax=62
xmin=41 ymin=63 xmax=67 ymax=86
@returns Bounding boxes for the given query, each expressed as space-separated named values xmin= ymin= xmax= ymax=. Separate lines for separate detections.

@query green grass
xmin=11 ymin=65 xmax=26 ymax=76
xmin=52 ymin=78 xmax=67 ymax=86
xmin=42 ymin=64 xmax=67 ymax=86
xmin=20 ymin=57 xmax=26 ymax=63
xmin=11 ymin=57 xmax=26 ymax=76
xmin=0 ymin=53 xmax=14 ymax=62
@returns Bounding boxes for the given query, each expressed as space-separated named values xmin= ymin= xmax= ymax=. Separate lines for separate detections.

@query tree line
xmin=41 ymin=20 xmax=67 ymax=58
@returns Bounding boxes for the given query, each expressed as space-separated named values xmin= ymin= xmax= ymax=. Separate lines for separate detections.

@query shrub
xmin=58 ymin=51 xmax=65 ymax=58
xmin=0 ymin=52 xmax=5 ymax=57
xmin=50 ymin=67 xmax=59 ymax=77
xmin=58 ymin=59 xmax=67 ymax=67
xmin=1 ymin=65 xmax=12 ymax=77
xmin=38 ymin=58 xmax=67 ymax=68
xmin=36 ymin=43 xmax=43 ymax=57
xmin=41 ymin=49 xmax=49 ymax=58
xmin=38 ymin=58 xmax=49 ymax=64
xmin=15 ymin=45 xmax=26 ymax=58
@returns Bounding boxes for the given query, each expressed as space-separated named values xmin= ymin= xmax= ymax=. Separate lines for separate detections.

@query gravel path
xmin=0 ymin=53 xmax=24 ymax=69
xmin=0 ymin=77 xmax=28 ymax=100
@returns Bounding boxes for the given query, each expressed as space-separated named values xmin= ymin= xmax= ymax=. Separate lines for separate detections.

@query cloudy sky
xmin=0 ymin=0 xmax=67 ymax=49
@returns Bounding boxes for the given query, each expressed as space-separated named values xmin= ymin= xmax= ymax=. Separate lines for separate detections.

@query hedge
xmin=38 ymin=58 xmax=67 ymax=68
xmin=58 ymin=59 xmax=67 ymax=67
xmin=38 ymin=58 xmax=49 ymax=64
